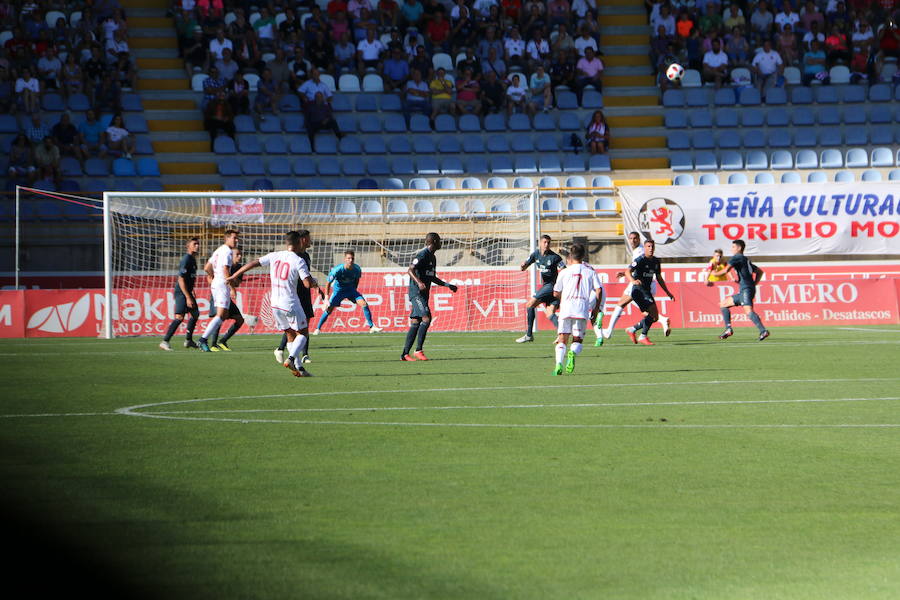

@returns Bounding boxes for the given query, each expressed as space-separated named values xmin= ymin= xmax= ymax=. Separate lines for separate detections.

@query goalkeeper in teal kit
xmin=312 ymin=250 xmax=383 ymax=334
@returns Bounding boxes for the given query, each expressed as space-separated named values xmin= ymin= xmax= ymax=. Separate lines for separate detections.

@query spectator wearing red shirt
xmin=327 ymin=0 xmax=348 ymax=17
xmin=426 ymin=10 xmax=451 ymax=52
xmin=502 ymin=0 xmax=522 ymax=21
xmin=824 ymin=24 xmax=850 ymax=66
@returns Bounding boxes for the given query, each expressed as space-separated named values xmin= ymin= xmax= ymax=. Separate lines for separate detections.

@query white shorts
xmin=211 ymin=283 xmax=232 ymax=309
xmin=272 ymin=304 xmax=308 ymax=332
xmin=557 ymin=317 xmax=586 ymax=337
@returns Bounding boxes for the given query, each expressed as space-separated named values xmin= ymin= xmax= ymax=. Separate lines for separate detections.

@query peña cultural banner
xmin=619 ymin=183 xmax=900 ymax=257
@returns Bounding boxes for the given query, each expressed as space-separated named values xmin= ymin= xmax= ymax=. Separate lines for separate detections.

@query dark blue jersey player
xmin=313 ymin=250 xmax=383 ymax=334
xmin=160 ymin=237 xmax=201 ymax=351
xmin=516 ymin=234 xmax=564 ymax=343
xmin=714 ymin=239 xmax=770 ymax=341
xmin=624 ymin=239 xmax=675 ymax=346
xmin=401 ymin=232 xmax=458 ymax=361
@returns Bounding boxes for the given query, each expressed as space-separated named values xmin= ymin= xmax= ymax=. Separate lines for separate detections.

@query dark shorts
xmin=209 ymin=296 xmax=243 ymax=319
xmin=533 ymin=282 xmax=560 ymax=307
xmin=732 ymin=287 xmax=755 ymax=307
xmin=299 ymin=290 xmax=315 ymax=319
xmin=173 ymin=291 xmax=200 ymax=318
xmin=329 ymin=287 xmax=365 ymax=308
xmin=631 ymin=286 xmax=656 ymax=312
xmin=409 ymin=292 xmax=431 ymax=319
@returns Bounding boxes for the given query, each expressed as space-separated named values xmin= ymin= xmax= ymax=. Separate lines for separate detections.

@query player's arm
xmin=624 ymin=262 xmax=640 ymax=286
xmin=656 ymin=270 xmax=676 ymax=301
xmin=226 ymin=259 xmax=260 ymax=282
xmin=203 ymin=259 xmax=215 ymax=285
xmin=431 ymin=275 xmax=458 ymax=293
xmin=177 ymin=275 xmax=194 ymax=308
xmin=519 ymin=253 xmax=536 ymax=271
xmin=752 ymin=264 xmax=764 ymax=285
xmin=408 ymin=263 xmax=427 ymax=290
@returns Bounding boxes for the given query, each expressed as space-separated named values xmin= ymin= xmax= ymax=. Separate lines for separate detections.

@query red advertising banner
xmin=1 ymin=273 xmax=898 ymax=338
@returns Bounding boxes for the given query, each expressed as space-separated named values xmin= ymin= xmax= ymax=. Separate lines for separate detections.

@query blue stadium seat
xmin=85 ymin=157 xmax=110 ymax=176
xmin=767 ymin=107 xmax=789 ymax=127
xmin=889 ymin=169 xmax=900 ymax=181
xmin=694 ymin=151 xmax=718 ymax=170
xmin=490 ymin=155 xmax=514 ymax=174
xmin=844 ymin=106 xmax=867 ymax=125
xmin=767 ymin=129 xmax=790 ymax=148
xmin=251 ymin=178 xmax=274 ymax=190
xmin=487 ymin=136 xmax=509 ymax=153
xmin=662 ymin=89 xmax=685 ymax=107
xmin=336 ymin=114 xmax=357 ymax=133
xmin=668 ymin=132 xmax=690 ymax=150
xmin=437 ymin=136 xmax=461 ymax=153
xmin=820 ymin=148 xmax=844 ymax=169
xmin=818 ymin=106 xmax=840 ymax=126
xmin=462 ymin=134 xmax=485 ymax=153
xmin=411 ymin=199 xmax=435 ymax=216
xmin=467 ymin=155 xmax=488 ymax=173
xmin=388 ymin=137 xmax=412 ymax=153
xmin=870 ymin=105 xmax=893 ymax=124
xmin=283 ymin=114 xmax=305 ymax=133
xmin=720 ymin=150 xmax=743 ymax=170
xmin=728 ymin=173 xmax=749 ymax=184
xmin=441 ymin=156 xmax=464 ymax=175
xmin=563 ymin=155 xmax=585 ymax=172
xmin=539 ymin=155 xmax=562 ymax=173
xmin=692 ymin=130 xmax=715 ymax=149
xmin=699 ymin=173 xmax=719 ymax=185
xmin=265 ymin=137 xmax=287 ymax=154
xmin=363 ymin=137 xmax=387 ymax=154
xmin=795 ymin=150 xmax=818 ymax=169
xmin=715 ymin=108 xmax=739 ymax=127
xmin=234 ymin=115 xmax=255 ymax=133
xmin=68 ymin=93 xmax=90 ymax=111
xmin=820 ymin=128 xmax=842 ymax=146
xmin=218 ymin=157 xmax=241 ymax=176
xmin=718 ymin=131 xmax=741 ymax=149
xmin=379 ymin=94 xmax=402 ymax=111
xmin=535 ymin=135 xmax=559 ymax=152
xmin=558 ymin=113 xmax=580 ymax=131
xmin=845 ymin=126 xmax=868 ymax=146
xmin=685 ymin=88 xmax=708 ymax=106
xmin=594 ymin=196 xmax=617 ymax=214
xmin=794 ymin=129 xmax=816 ymax=147
xmin=413 ymin=135 xmax=437 ymax=153
xmin=267 ymin=157 xmax=291 ymax=176
xmin=279 ymin=95 xmax=301 ymax=112
xmin=582 ymin=90 xmax=603 ymax=108
xmin=514 ymin=155 xmax=538 ymax=173
xmin=665 ymin=109 xmax=687 ymax=128
xmin=792 ymin=107 xmax=815 ymax=126
xmin=513 ymin=176 xmax=534 ymax=189
xmin=241 ymin=156 xmax=265 ymax=175
xmin=313 ymin=136 xmax=338 ymax=154
xmin=136 ymin=157 xmax=160 ymax=177
xmin=742 ymin=129 xmax=765 ymax=148
xmin=746 ymin=150 xmax=768 ymax=169
xmin=670 ymin=152 xmax=692 ymax=171
xmin=383 ymin=177 xmax=404 ymax=189
xmin=487 ymin=177 xmax=508 ymax=188
xmin=533 ymin=113 xmax=555 ymax=131
xmin=484 ymin=113 xmax=506 ymax=131
xmin=123 ymin=114 xmax=149 ymax=133
xmin=509 ymin=114 xmax=531 ymax=131
xmin=834 ymin=170 xmax=855 ymax=182
xmin=60 ymin=156 xmax=82 ymax=176
xmin=845 ymin=147 xmax=868 ymax=168
xmin=461 ymin=177 xmax=482 ymax=189
xmin=391 ymin=156 xmax=415 ymax=175
xmin=791 ymin=87 xmax=813 ymax=104
xmin=42 ymin=93 xmax=65 ymax=111
xmin=289 ymin=136 xmax=312 ymax=154
xmin=591 ymin=175 xmax=613 ymax=188
xmin=688 ymin=108 xmax=712 ymax=128
xmin=367 ymin=156 xmax=390 ymax=176
xmin=842 ymin=86 xmax=866 ymax=103
xmin=739 ymin=87 xmax=761 ymax=106
xmin=459 ymin=114 xmax=480 ymax=132
xmin=871 ymin=147 xmax=894 ymax=168
xmin=276 ymin=178 xmax=300 ymax=190
xmin=814 ymin=86 xmax=838 ymax=103
xmin=741 ymin=108 xmax=764 ymax=127
xmin=317 ymin=159 xmax=340 ymax=176
xmin=139 ymin=179 xmax=164 ymax=192
xmin=342 ymin=157 xmax=365 ymax=176
xmin=292 ymin=157 xmax=316 ymax=176
xmin=359 ymin=114 xmax=382 ymax=133
xmin=408 ymin=114 xmax=429 ymax=132
xmin=807 ymin=171 xmax=827 ymax=183
xmin=435 ymin=114 xmax=456 ymax=132
xmin=755 ymin=172 xmax=775 ymax=184
xmin=764 ymin=87 xmax=787 ymax=105
xmin=588 ymin=154 xmax=611 ymax=172
xmin=237 ymin=135 xmax=262 ymax=153
xmin=869 ymin=83 xmax=891 ymax=102
xmin=714 ymin=88 xmax=736 ymax=106
xmin=673 ymin=174 xmax=695 ymax=185
xmin=556 ymin=90 xmax=578 ymax=109
xmin=770 ymin=150 xmax=793 ymax=169
xmin=511 ymin=136 xmax=534 ymax=152
xmin=539 ymin=176 xmax=560 ymax=188
xmin=861 ymin=169 xmax=882 ymax=182
xmin=416 ymin=156 xmax=440 ymax=175
xmin=356 ymin=177 xmax=378 ymax=189
xmin=384 ymin=113 xmax=407 ymax=133
xmin=781 ymin=171 xmax=802 ymax=184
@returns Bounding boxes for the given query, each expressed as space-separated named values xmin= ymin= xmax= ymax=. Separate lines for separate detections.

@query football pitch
xmin=1 ymin=326 xmax=898 ymax=599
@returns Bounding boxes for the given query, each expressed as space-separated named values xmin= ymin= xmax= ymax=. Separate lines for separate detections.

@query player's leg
xmin=554 ymin=330 xmax=570 ymax=375
xmin=217 ymin=305 xmax=244 ymax=350
xmin=314 ymin=290 xmax=346 ymax=333
xmin=414 ymin=313 xmax=431 ymax=359
xmin=567 ymin=319 xmax=586 ymax=373
xmin=652 ymin=280 xmax=672 ymax=337
xmin=518 ymin=297 xmax=540 ymax=342
xmin=603 ymin=294 xmax=633 ymax=339
xmin=637 ymin=304 xmax=659 ymax=345
xmin=543 ymin=303 xmax=559 ymax=328
xmin=402 ymin=316 xmax=422 ymax=360
xmin=290 ymin=320 xmax=311 ymax=375
xmin=299 ymin=302 xmax=315 ymax=363
xmin=740 ymin=290 xmax=769 ymax=340
xmin=275 ymin=332 xmax=289 ymax=363
xmin=356 ymin=295 xmax=382 ymax=332
xmin=200 ymin=288 xmax=229 ymax=351
xmin=591 ymin=287 xmax=606 ymax=346
xmin=184 ymin=305 xmax=200 ymax=347
xmin=160 ymin=313 xmax=185 ymax=350
xmin=718 ymin=295 xmax=737 ymax=338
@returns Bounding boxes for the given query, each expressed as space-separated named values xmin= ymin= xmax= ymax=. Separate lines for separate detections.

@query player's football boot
xmin=209 ymin=344 xmax=220 ymax=352
xmin=217 ymin=342 xmax=231 ymax=351
xmin=311 ymin=329 xmax=320 ymax=336
xmin=274 ymin=348 xmax=285 ymax=363
xmin=660 ymin=316 xmax=672 ymax=337
xmin=159 ymin=341 xmax=172 ymax=351
xmin=515 ymin=335 xmax=534 ymax=343
xmin=594 ymin=336 xmax=604 ymax=347
xmin=184 ymin=340 xmax=198 ymax=349
xmin=300 ymin=354 xmax=311 ymax=364
xmin=638 ymin=336 xmax=654 ymax=346
xmin=758 ymin=330 xmax=770 ymax=341
xmin=413 ymin=350 xmax=429 ymax=361
xmin=565 ymin=350 xmax=576 ymax=373
xmin=198 ymin=340 xmax=211 ymax=352
xmin=284 ymin=358 xmax=299 ymax=375
xmin=718 ymin=328 xmax=734 ymax=340
xmin=297 ymin=368 xmax=312 ymax=377
xmin=401 ymin=354 xmax=417 ymax=361
xmin=368 ymin=325 xmax=383 ymax=333
xmin=553 ymin=364 xmax=563 ymax=376
xmin=626 ymin=328 xmax=638 ymax=344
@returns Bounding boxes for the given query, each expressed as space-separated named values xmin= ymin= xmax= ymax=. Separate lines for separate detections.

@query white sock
xmin=570 ymin=342 xmax=582 ymax=355
xmin=202 ymin=316 xmax=222 ymax=340
xmin=289 ymin=335 xmax=307 ymax=361
xmin=555 ymin=343 xmax=566 ymax=365
xmin=605 ymin=305 xmax=624 ymax=337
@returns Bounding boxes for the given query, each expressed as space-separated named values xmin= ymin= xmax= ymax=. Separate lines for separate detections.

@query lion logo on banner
xmin=638 ymin=198 xmax=686 ymax=244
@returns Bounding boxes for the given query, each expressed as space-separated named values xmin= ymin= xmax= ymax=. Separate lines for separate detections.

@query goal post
xmin=102 ymin=189 xmax=540 ymax=338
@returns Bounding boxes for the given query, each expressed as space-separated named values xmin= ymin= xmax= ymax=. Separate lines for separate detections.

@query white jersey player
xmin=551 ymin=244 xmax=603 ymax=375
xmin=228 ymin=230 xmax=319 ymax=377
xmin=602 ymin=231 xmax=671 ymax=339
xmin=199 ymin=229 xmax=240 ymax=352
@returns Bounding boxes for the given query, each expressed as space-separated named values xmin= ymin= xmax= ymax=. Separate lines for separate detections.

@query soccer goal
xmin=102 ymin=189 xmax=540 ymax=338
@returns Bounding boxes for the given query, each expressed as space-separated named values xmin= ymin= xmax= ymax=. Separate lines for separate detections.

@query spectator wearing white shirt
xmin=298 ymin=67 xmax=334 ymax=106
xmin=15 ymin=67 xmax=41 ymax=114
xmin=702 ymin=38 xmax=730 ymax=88
xmin=775 ymin=5 xmax=800 ymax=33
xmin=751 ymin=39 xmax=783 ymax=98
xmin=574 ymin=27 xmax=598 ymax=56
xmin=209 ymin=29 xmax=233 ymax=61
xmin=106 ymin=30 xmax=130 ymax=64
xmin=651 ymin=4 xmax=676 ymax=37
xmin=504 ymin=27 xmax=526 ymax=68
xmin=803 ymin=21 xmax=825 ymax=51
xmin=356 ymin=29 xmax=385 ymax=76
xmin=472 ymin=0 xmax=496 ymax=18
xmin=526 ymin=30 xmax=550 ymax=70
xmin=571 ymin=0 xmax=597 ymax=21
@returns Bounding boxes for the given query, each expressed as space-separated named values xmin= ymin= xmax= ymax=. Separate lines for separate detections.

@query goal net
xmin=103 ymin=190 xmax=538 ymax=338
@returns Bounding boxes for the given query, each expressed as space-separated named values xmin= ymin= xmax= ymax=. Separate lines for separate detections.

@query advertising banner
xmin=1 ymin=273 xmax=897 ymax=338
xmin=619 ymin=183 xmax=900 ymax=257
xmin=210 ymin=197 xmax=265 ymax=225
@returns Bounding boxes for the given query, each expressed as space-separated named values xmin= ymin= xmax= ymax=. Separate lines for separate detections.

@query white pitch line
xmin=0 ymin=412 xmax=116 ymax=419
xmin=838 ymin=327 xmax=900 ymax=333
xmin=147 ymin=396 xmax=900 ymax=415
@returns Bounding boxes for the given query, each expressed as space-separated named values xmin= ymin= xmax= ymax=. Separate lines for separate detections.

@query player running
xmin=602 ymin=231 xmax=672 ymax=339
xmin=623 ymin=239 xmax=675 ymax=346
xmin=313 ymin=250 xmax=383 ymax=335
xmin=206 ymin=245 xmax=245 ymax=351
xmin=275 ymin=229 xmax=320 ymax=365
xmin=228 ymin=231 xmax=318 ymax=377
xmin=199 ymin=229 xmax=239 ymax=352
xmin=401 ymin=232 xmax=458 ymax=361
xmin=713 ymin=239 xmax=770 ymax=341
xmin=516 ymin=234 xmax=564 ymax=343
xmin=552 ymin=243 xmax=603 ymax=375
xmin=159 ymin=237 xmax=200 ymax=351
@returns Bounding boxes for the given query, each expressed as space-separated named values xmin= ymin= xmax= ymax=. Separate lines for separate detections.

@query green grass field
xmin=1 ymin=326 xmax=898 ymax=599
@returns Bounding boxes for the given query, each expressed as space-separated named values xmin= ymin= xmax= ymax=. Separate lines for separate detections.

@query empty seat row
xmin=675 ymin=169 xmax=900 ymax=185
xmin=40 ymin=92 xmax=144 ymax=112
xmin=215 ymin=132 xmax=598 ymax=155
xmin=667 ymin=126 xmax=900 ymax=150
xmin=663 ymin=83 xmax=896 ymax=107
xmin=216 ymin=153 xmax=612 ymax=177
xmin=218 ymin=174 xmax=615 ymax=192
xmin=58 ymin=156 xmax=161 ymax=177
xmin=665 ymin=105 xmax=899 ymax=129
xmin=670 ymin=147 xmax=900 ymax=171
